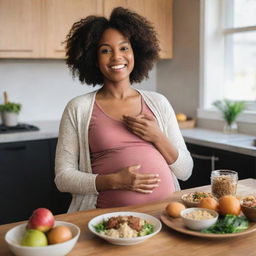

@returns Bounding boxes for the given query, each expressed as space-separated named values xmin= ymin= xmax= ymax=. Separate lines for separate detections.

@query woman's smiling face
xmin=97 ymin=28 xmax=134 ymax=85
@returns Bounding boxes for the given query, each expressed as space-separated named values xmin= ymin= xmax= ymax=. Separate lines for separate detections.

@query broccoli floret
xmin=139 ymin=223 xmax=154 ymax=236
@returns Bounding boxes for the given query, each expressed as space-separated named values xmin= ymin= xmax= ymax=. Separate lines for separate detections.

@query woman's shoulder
xmin=65 ymin=90 xmax=97 ymax=109
xmin=139 ymin=90 xmax=170 ymax=105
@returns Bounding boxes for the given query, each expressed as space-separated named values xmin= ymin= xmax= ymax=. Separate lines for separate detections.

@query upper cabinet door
xmin=103 ymin=0 xmax=173 ymax=59
xmin=44 ymin=0 xmax=103 ymax=59
xmin=0 ymin=0 xmax=43 ymax=58
xmin=0 ymin=0 xmax=172 ymax=59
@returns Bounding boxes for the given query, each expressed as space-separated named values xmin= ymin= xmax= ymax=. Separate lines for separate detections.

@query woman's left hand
xmin=123 ymin=114 xmax=162 ymax=143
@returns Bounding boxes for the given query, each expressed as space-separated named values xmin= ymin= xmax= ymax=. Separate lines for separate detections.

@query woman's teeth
xmin=111 ymin=64 xmax=126 ymax=70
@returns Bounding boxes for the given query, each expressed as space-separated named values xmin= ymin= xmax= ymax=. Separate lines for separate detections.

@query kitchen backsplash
xmin=0 ymin=59 xmax=157 ymax=122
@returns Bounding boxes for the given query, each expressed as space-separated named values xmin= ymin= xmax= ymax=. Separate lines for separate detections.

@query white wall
xmin=157 ymin=0 xmax=200 ymax=118
xmin=0 ymin=59 xmax=157 ymax=122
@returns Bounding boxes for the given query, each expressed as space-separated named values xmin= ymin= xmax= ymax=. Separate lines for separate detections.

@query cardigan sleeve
xmin=161 ymin=96 xmax=193 ymax=181
xmin=55 ymin=101 xmax=98 ymax=195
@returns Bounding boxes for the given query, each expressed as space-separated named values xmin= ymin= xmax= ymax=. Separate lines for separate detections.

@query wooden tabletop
xmin=1 ymin=178 xmax=256 ymax=256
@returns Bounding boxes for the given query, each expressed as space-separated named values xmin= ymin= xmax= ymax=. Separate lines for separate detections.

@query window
xmin=198 ymin=0 xmax=256 ymax=122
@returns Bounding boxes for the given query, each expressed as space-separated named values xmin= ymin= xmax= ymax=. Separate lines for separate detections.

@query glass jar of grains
xmin=211 ymin=170 xmax=238 ymax=199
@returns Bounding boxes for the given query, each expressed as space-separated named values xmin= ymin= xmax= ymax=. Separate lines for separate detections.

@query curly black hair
xmin=65 ymin=7 xmax=160 ymax=86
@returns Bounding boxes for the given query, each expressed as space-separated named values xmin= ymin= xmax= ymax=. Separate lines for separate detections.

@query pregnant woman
xmin=55 ymin=7 xmax=193 ymax=212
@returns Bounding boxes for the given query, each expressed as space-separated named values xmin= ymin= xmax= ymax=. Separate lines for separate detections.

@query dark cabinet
xmin=179 ymin=143 xmax=256 ymax=190
xmin=0 ymin=140 xmax=52 ymax=224
xmin=0 ymin=138 xmax=71 ymax=225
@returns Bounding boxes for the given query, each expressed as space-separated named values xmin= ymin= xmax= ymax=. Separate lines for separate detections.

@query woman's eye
xmin=100 ymin=48 xmax=111 ymax=54
xmin=121 ymin=46 xmax=129 ymax=51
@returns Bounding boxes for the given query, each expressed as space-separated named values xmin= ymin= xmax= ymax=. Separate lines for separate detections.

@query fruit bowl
xmin=180 ymin=208 xmax=218 ymax=231
xmin=5 ymin=221 xmax=80 ymax=256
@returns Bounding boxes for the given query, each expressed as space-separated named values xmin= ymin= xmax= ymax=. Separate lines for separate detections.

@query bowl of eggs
xmin=5 ymin=208 xmax=80 ymax=256
xmin=180 ymin=208 xmax=218 ymax=231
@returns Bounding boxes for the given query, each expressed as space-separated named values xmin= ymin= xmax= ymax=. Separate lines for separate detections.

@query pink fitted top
xmin=89 ymin=98 xmax=175 ymax=208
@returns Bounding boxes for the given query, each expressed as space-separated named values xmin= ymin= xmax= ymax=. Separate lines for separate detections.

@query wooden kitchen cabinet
xmin=0 ymin=0 xmax=173 ymax=59
xmin=103 ymin=0 xmax=173 ymax=59
xmin=44 ymin=0 xmax=103 ymax=58
xmin=0 ymin=0 xmax=102 ymax=59
xmin=0 ymin=0 xmax=43 ymax=58
xmin=179 ymin=143 xmax=256 ymax=189
xmin=0 ymin=138 xmax=71 ymax=225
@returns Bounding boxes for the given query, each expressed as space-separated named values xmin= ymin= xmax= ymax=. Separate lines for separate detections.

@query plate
xmin=160 ymin=212 xmax=256 ymax=238
xmin=88 ymin=211 xmax=162 ymax=245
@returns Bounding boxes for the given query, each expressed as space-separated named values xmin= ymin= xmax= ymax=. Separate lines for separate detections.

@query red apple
xmin=27 ymin=208 xmax=55 ymax=232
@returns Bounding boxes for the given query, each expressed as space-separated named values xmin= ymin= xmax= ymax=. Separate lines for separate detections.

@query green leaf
xmin=139 ymin=223 xmax=154 ymax=236
xmin=0 ymin=102 xmax=22 ymax=113
xmin=201 ymin=214 xmax=249 ymax=234
xmin=94 ymin=221 xmax=107 ymax=233
xmin=212 ymin=99 xmax=245 ymax=125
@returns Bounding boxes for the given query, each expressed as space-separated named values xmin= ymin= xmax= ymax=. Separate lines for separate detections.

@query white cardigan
xmin=55 ymin=89 xmax=193 ymax=213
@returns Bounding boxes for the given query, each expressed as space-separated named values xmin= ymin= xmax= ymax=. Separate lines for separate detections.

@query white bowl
xmin=5 ymin=221 xmax=80 ymax=256
xmin=180 ymin=208 xmax=218 ymax=231
xmin=88 ymin=211 xmax=162 ymax=246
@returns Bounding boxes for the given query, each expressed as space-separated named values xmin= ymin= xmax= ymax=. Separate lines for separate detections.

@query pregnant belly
xmin=91 ymin=145 xmax=175 ymax=208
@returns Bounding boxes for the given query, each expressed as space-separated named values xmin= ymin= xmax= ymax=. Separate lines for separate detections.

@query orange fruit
xmin=198 ymin=197 xmax=219 ymax=211
xmin=218 ymin=195 xmax=241 ymax=216
xmin=47 ymin=225 xmax=72 ymax=244
xmin=166 ymin=202 xmax=186 ymax=218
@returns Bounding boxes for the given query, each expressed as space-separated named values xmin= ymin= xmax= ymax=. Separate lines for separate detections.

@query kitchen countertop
xmin=0 ymin=120 xmax=60 ymax=143
xmin=0 ymin=121 xmax=255 ymax=156
xmin=1 ymin=178 xmax=256 ymax=256
xmin=182 ymin=128 xmax=256 ymax=157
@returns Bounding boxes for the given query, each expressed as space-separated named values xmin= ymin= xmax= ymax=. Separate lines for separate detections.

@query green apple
xmin=21 ymin=229 xmax=48 ymax=247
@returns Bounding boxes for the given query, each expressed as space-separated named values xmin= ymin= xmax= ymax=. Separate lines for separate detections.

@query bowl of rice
xmin=88 ymin=211 xmax=161 ymax=245
xmin=180 ymin=208 xmax=218 ymax=231
xmin=181 ymin=191 xmax=215 ymax=208
xmin=241 ymin=195 xmax=256 ymax=222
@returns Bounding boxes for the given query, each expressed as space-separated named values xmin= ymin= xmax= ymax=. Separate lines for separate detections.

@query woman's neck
xmin=98 ymin=81 xmax=137 ymax=100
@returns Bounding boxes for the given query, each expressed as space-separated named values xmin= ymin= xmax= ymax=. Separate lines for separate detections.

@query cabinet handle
xmin=191 ymin=153 xmax=219 ymax=161
xmin=191 ymin=153 xmax=219 ymax=171
xmin=4 ymin=145 xmax=27 ymax=151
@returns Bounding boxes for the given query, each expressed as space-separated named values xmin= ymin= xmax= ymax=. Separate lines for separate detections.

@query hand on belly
xmin=112 ymin=164 xmax=160 ymax=194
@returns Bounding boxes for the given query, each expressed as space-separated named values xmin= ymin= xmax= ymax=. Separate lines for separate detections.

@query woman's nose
xmin=111 ymin=49 xmax=122 ymax=60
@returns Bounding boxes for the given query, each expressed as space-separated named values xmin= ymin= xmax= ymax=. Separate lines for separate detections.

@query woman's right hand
xmin=112 ymin=165 xmax=161 ymax=193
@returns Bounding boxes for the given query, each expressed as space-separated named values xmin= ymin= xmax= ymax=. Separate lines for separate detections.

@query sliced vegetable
xmin=201 ymin=214 xmax=249 ymax=234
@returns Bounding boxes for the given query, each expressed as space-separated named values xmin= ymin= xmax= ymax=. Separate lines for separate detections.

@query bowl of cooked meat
xmin=181 ymin=191 xmax=215 ymax=208
xmin=241 ymin=195 xmax=256 ymax=222
xmin=88 ymin=211 xmax=162 ymax=245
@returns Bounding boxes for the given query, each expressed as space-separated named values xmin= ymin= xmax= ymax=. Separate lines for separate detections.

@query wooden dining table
xmin=1 ymin=178 xmax=256 ymax=256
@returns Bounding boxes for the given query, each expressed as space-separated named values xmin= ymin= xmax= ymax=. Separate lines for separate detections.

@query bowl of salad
xmin=88 ymin=211 xmax=162 ymax=245
xmin=181 ymin=191 xmax=215 ymax=208
xmin=241 ymin=195 xmax=256 ymax=222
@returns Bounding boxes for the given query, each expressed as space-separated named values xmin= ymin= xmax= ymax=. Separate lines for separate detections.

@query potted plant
xmin=0 ymin=102 xmax=22 ymax=127
xmin=213 ymin=99 xmax=245 ymax=134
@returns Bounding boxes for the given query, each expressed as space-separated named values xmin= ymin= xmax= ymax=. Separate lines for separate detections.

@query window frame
xmin=198 ymin=0 xmax=256 ymax=124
